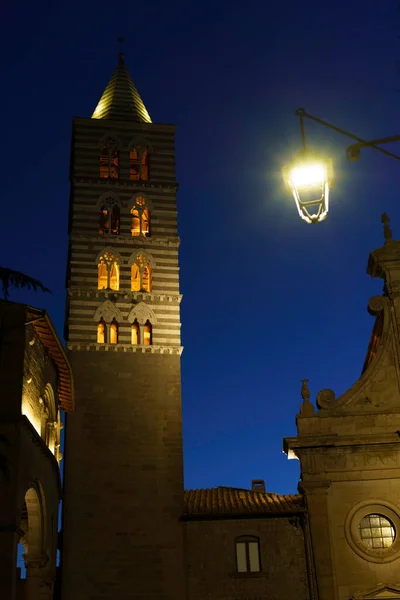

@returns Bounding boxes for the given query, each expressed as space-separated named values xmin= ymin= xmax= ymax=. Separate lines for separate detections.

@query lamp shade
xmin=282 ymin=150 xmax=334 ymax=224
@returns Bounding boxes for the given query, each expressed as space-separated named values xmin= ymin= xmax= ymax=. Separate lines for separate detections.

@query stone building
xmin=2 ymin=52 xmax=400 ymax=600
xmin=0 ymin=301 xmax=73 ymax=599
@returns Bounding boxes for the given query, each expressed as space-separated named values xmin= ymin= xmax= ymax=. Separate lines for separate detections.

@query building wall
xmin=22 ymin=323 xmax=60 ymax=443
xmin=0 ymin=301 xmax=62 ymax=600
xmin=61 ymin=351 xmax=185 ymax=599
xmin=296 ymin=411 xmax=400 ymax=600
xmin=184 ymin=516 xmax=311 ymax=600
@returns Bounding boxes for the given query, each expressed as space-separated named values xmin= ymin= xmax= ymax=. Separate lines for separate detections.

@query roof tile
xmin=183 ymin=487 xmax=304 ymax=519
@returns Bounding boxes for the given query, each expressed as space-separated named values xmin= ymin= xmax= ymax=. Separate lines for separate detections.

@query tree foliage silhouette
xmin=0 ymin=267 xmax=51 ymax=301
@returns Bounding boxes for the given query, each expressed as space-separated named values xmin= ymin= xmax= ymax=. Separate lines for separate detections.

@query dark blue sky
xmin=2 ymin=1 xmax=400 ymax=494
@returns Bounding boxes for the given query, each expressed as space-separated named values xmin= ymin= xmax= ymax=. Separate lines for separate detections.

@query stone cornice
xmin=71 ymin=178 xmax=179 ymax=193
xmin=70 ymin=234 xmax=180 ymax=248
xmin=284 ymin=432 xmax=400 ymax=453
xmin=66 ymin=343 xmax=183 ymax=355
xmin=67 ymin=289 xmax=182 ymax=304
xmin=298 ymin=481 xmax=331 ymax=494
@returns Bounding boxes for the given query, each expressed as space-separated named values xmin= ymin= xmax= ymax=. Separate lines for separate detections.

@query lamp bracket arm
xmin=295 ymin=108 xmax=400 ymax=161
xmin=347 ymin=135 xmax=400 ymax=162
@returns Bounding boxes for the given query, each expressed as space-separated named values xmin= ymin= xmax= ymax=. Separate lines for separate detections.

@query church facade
xmin=1 ymin=54 xmax=400 ymax=600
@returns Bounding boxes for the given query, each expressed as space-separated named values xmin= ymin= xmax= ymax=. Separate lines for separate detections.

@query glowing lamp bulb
xmin=290 ymin=164 xmax=325 ymax=188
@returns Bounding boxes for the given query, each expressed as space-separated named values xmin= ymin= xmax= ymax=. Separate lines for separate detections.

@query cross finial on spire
xmin=117 ymin=36 xmax=124 ymax=65
xmin=381 ymin=213 xmax=393 ymax=244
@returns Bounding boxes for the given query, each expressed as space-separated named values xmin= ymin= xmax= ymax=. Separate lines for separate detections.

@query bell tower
xmin=61 ymin=53 xmax=185 ymax=599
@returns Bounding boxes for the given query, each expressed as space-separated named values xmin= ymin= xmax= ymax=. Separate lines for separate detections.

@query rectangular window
xmin=235 ymin=537 xmax=261 ymax=573
xmin=248 ymin=541 xmax=260 ymax=572
xmin=236 ymin=542 xmax=247 ymax=573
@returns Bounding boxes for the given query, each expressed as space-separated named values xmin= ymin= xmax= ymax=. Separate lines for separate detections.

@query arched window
xmin=130 ymin=196 xmax=151 ymax=237
xmin=131 ymin=263 xmax=140 ymax=291
xmin=131 ymin=208 xmax=141 ymax=237
xmin=97 ymin=319 xmax=106 ymax=343
xmin=235 ymin=536 xmax=261 ymax=573
xmin=100 ymin=139 xmax=119 ymax=179
xmin=98 ymin=262 xmax=108 ymax=289
xmin=110 ymin=262 xmax=119 ymax=291
xmin=142 ymin=208 xmax=150 ymax=237
xmin=110 ymin=319 xmax=118 ymax=344
xmin=130 ymin=253 xmax=152 ymax=292
xmin=129 ymin=146 xmax=149 ymax=180
xmin=111 ymin=205 xmax=120 ymax=234
xmin=131 ymin=321 xmax=139 ymax=345
xmin=99 ymin=201 xmax=120 ymax=235
xmin=143 ymin=264 xmax=152 ymax=293
xmin=143 ymin=321 xmax=152 ymax=345
xmin=99 ymin=206 xmax=109 ymax=234
xmin=97 ymin=251 xmax=120 ymax=291
xmin=43 ymin=383 xmax=59 ymax=457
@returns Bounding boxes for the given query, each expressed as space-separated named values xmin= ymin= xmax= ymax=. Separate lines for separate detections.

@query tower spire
xmin=91 ymin=47 xmax=151 ymax=123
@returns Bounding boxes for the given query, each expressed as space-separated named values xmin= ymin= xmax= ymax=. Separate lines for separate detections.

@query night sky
xmin=2 ymin=1 xmax=400 ymax=494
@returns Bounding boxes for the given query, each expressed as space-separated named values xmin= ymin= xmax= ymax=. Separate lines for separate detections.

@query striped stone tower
xmin=61 ymin=52 xmax=186 ymax=600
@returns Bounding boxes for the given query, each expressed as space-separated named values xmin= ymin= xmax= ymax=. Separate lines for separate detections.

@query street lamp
xmin=282 ymin=148 xmax=333 ymax=225
xmin=283 ymin=108 xmax=400 ymax=224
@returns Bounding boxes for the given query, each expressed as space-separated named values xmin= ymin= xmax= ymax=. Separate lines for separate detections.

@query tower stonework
xmin=61 ymin=55 xmax=185 ymax=600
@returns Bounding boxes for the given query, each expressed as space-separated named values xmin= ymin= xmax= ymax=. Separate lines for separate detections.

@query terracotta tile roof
xmin=92 ymin=53 xmax=151 ymax=123
xmin=27 ymin=307 xmax=74 ymax=413
xmin=183 ymin=487 xmax=304 ymax=519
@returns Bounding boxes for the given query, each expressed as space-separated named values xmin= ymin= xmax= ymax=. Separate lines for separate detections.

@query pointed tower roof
xmin=92 ymin=53 xmax=152 ymax=123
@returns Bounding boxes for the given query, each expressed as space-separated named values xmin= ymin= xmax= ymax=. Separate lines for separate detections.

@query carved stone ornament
xmin=316 ymin=388 xmax=336 ymax=410
xmin=93 ymin=300 xmax=123 ymax=324
xmin=128 ymin=301 xmax=157 ymax=325
xmin=299 ymin=379 xmax=315 ymax=416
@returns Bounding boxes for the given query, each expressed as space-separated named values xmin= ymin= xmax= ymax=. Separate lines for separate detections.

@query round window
xmin=345 ymin=501 xmax=400 ymax=563
xmin=359 ymin=514 xmax=395 ymax=549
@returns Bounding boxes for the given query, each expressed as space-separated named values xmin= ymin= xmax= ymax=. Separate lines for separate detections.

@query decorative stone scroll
xmin=368 ymin=295 xmax=387 ymax=316
xmin=316 ymin=389 xmax=336 ymax=410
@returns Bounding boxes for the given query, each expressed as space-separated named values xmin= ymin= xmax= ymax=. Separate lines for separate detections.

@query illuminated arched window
xmin=97 ymin=319 xmax=106 ymax=343
xmin=98 ymin=262 xmax=108 ymax=290
xmin=131 ymin=263 xmax=140 ymax=291
xmin=130 ymin=197 xmax=151 ymax=237
xmin=100 ymin=140 xmax=119 ymax=179
xmin=131 ymin=321 xmax=139 ymax=345
xmin=131 ymin=209 xmax=140 ymax=237
xmin=143 ymin=265 xmax=151 ymax=292
xmin=130 ymin=253 xmax=152 ymax=292
xmin=97 ymin=251 xmax=120 ymax=291
xmin=143 ymin=321 xmax=152 ymax=346
xmin=129 ymin=147 xmax=149 ymax=180
xmin=110 ymin=262 xmax=119 ymax=291
xmin=110 ymin=319 xmax=118 ymax=344
xmin=142 ymin=208 xmax=150 ymax=237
